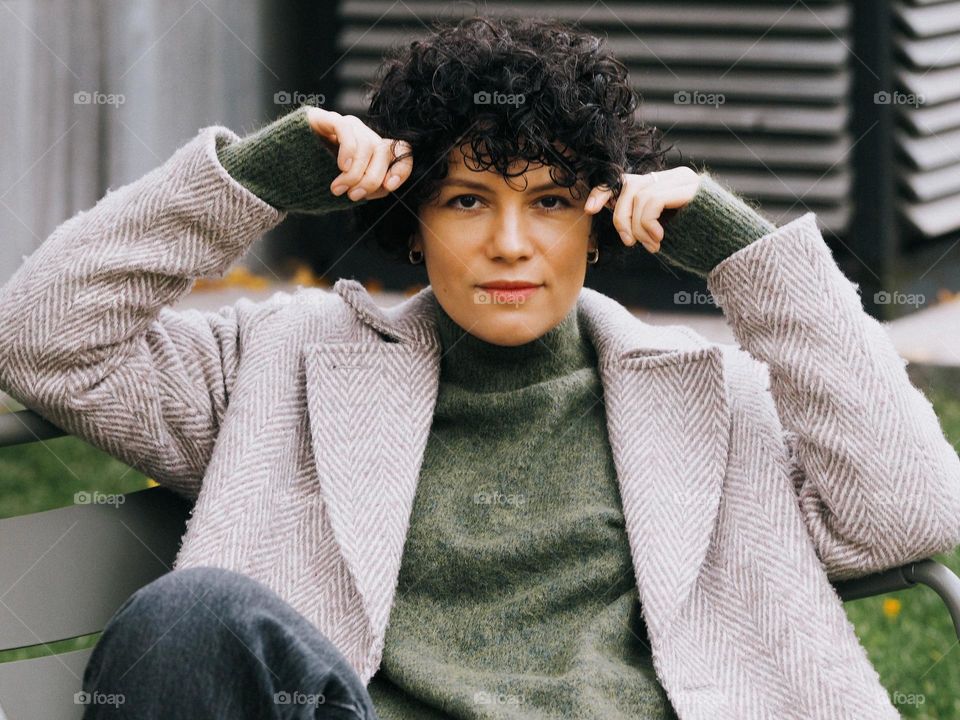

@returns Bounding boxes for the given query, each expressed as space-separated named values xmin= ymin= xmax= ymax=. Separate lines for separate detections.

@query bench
xmin=0 ymin=408 xmax=958 ymax=719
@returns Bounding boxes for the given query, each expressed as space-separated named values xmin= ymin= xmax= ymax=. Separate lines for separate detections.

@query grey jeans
xmin=80 ymin=566 xmax=381 ymax=719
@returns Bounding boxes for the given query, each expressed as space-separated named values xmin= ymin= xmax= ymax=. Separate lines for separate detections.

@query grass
xmin=0 ymin=424 xmax=152 ymax=521
xmin=1 ymin=383 xmax=960 ymax=717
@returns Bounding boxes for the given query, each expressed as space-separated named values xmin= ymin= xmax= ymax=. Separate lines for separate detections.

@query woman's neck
xmin=433 ymin=299 xmax=596 ymax=392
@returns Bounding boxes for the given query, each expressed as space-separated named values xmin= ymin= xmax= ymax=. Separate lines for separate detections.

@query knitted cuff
xmin=657 ymin=174 xmax=776 ymax=278
xmin=215 ymin=106 xmax=368 ymax=215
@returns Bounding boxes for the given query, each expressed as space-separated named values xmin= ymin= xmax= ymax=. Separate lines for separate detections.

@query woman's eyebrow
xmin=441 ymin=178 xmax=570 ymax=194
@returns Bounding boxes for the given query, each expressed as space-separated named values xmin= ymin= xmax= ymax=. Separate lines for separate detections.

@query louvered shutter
xmin=896 ymin=0 xmax=960 ymax=240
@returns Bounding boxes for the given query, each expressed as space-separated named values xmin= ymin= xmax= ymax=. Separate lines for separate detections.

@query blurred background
xmin=2 ymin=2 xmax=960 ymax=717
xmin=3 ymin=0 xmax=960 ymax=325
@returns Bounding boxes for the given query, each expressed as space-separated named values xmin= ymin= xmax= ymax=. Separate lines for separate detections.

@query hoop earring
xmin=408 ymin=248 xmax=424 ymax=264
xmin=587 ymin=247 xmax=599 ymax=265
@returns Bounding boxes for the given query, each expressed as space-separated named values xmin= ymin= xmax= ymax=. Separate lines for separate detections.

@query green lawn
xmin=1 ymin=383 xmax=960 ymax=717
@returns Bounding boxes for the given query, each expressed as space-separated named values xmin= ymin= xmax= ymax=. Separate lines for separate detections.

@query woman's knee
xmin=97 ymin=566 xmax=271 ymax=654
xmin=129 ymin=566 xmax=262 ymax=611
xmin=83 ymin=567 xmax=373 ymax=717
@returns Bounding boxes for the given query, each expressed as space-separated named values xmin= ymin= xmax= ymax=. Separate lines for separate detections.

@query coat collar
xmin=316 ymin=278 xmax=730 ymax=676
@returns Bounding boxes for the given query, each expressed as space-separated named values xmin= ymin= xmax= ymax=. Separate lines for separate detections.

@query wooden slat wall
xmin=0 ymin=0 xmax=274 ymax=285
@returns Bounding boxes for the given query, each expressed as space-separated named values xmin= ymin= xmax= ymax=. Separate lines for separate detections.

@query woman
xmin=1 ymin=13 xmax=958 ymax=720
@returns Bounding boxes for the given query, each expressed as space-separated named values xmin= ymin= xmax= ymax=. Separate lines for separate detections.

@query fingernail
xmin=343 ymin=158 xmax=352 ymax=171
xmin=349 ymin=187 xmax=367 ymax=200
xmin=585 ymin=198 xmax=597 ymax=212
xmin=332 ymin=184 xmax=347 ymax=195
xmin=385 ymin=175 xmax=399 ymax=190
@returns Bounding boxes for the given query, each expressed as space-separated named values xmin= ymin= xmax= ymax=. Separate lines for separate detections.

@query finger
xmin=334 ymin=118 xmax=360 ymax=175
xmin=306 ymin=107 xmax=340 ymax=145
xmin=366 ymin=140 xmax=414 ymax=199
xmin=306 ymin=109 xmax=359 ymax=185
xmin=332 ymin=119 xmax=375 ymax=191
xmin=638 ymin=193 xmax=666 ymax=246
xmin=642 ymin=183 xmax=699 ymax=239
xmin=584 ymin=186 xmax=614 ymax=214
xmin=642 ymin=217 xmax=664 ymax=249
xmin=630 ymin=193 xmax=656 ymax=251
xmin=328 ymin=123 xmax=358 ymax=195
xmin=348 ymin=138 xmax=394 ymax=200
xmin=642 ymin=203 xmax=665 ymax=248
xmin=645 ymin=184 xmax=700 ymax=250
xmin=383 ymin=139 xmax=414 ymax=191
xmin=611 ymin=187 xmax=636 ymax=246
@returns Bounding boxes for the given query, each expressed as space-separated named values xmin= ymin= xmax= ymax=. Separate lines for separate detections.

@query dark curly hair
xmin=351 ymin=13 xmax=669 ymax=269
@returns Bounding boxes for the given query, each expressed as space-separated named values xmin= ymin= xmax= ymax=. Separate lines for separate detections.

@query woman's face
xmin=411 ymin=145 xmax=597 ymax=347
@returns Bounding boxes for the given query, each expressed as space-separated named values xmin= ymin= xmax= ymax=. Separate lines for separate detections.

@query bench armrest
xmin=0 ymin=409 xmax=67 ymax=447
xmin=833 ymin=558 xmax=960 ymax=641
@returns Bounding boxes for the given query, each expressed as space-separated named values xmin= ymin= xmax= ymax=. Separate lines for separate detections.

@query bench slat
xmin=0 ymin=647 xmax=93 ymax=720
xmin=0 ymin=486 xmax=192 ymax=651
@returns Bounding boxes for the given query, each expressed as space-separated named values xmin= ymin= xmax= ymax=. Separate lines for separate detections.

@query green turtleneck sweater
xmin=364 ymin=300 xmax=677 ymax=719
xmin=214 ymin=107 xmax=777 ymax=719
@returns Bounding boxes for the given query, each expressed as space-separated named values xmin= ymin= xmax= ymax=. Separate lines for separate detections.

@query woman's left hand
xmin=583 ymin=167 xmax=701 ymax=254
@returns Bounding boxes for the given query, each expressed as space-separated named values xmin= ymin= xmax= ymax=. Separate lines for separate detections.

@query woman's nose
xmin=488 ymin=210 xmax=534 ymax=260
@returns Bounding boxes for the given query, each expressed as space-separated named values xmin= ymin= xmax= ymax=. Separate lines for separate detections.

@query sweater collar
xmin=433 ymin=298 xmax=595 ymax=392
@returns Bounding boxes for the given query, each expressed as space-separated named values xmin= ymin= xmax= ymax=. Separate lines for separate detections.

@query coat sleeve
xmin=707 ymin=213 xmax=960 ymax=580
xmin=0 ymin=125 xmax=284 ymax=500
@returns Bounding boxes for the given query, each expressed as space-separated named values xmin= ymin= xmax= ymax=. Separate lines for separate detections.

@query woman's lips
xmin=476 ymin=285 xmax=542 ymax=304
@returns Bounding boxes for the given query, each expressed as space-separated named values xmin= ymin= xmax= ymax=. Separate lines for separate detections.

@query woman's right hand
xmin=305 ymin=107 xmax=413 ymax=202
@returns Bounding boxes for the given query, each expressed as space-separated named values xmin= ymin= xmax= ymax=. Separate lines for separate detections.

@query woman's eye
xmin=537 ymin=196 xmax=571 ymax=211
xmin=447 ymin=194 xmax=482 ymax=212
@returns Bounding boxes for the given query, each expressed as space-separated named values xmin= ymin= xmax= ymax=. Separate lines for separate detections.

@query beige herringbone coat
xmin=2 ymin=125 xmax=959 ymax=719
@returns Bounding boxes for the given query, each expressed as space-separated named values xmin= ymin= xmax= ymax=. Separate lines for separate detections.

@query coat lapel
xmin=598 ymin=344 xmax=729 ymax=640
xmin=576 ymin=287 xmax=731 ymax=640
xmin=305 ymin=279 xmax=729 ymax=659
xmin=304 ymin=340 xmax=440 ymax=645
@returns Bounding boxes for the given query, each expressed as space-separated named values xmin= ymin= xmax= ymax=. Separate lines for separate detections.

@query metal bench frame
xmin=0 ymin=408 xmax=959 ymax=719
